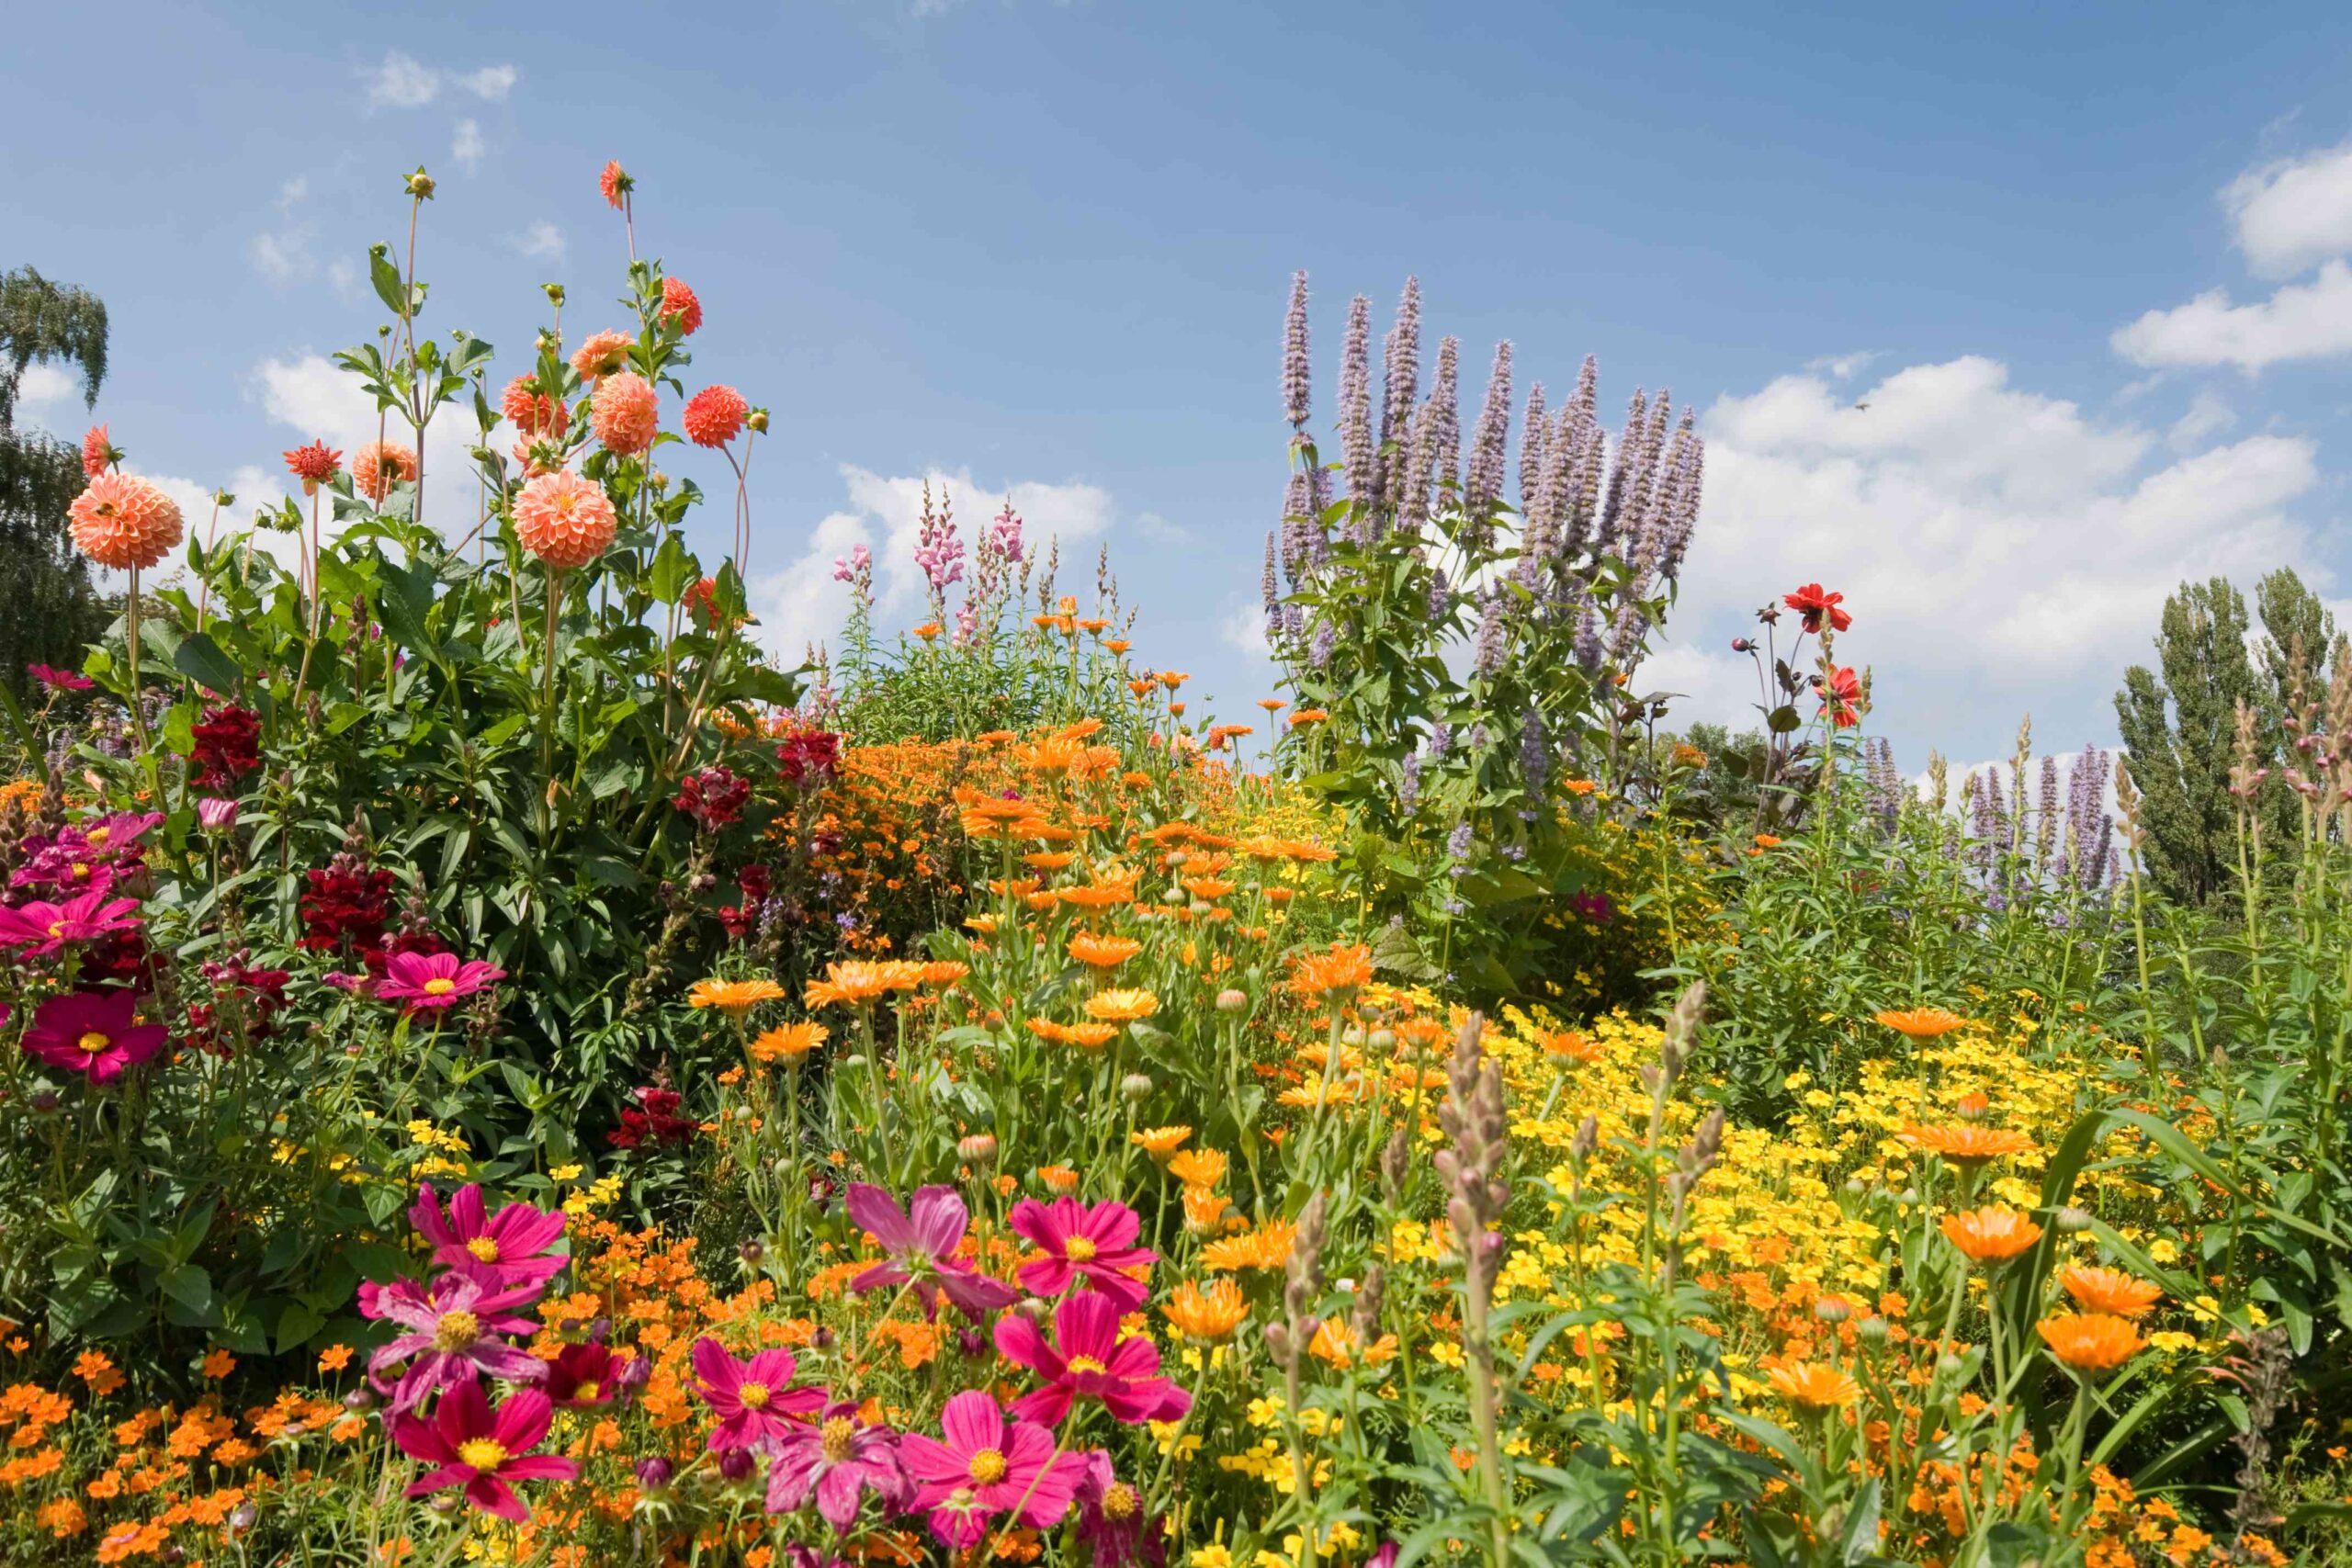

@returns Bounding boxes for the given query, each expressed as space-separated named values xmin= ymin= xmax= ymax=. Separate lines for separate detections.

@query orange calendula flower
xmin=1308 ymin=1318 xmax=1398 ymax=1369
xmin=1036 ymin=1165 xmax=1080 ymax=1196
xmin=1202 ymin=1217 xmax=1297 ymax=1272
xmin=1158 ymin=671 xmax=1189 ymax=691
xmin=1181 ymin=1187 xmax=1232 ymax=1235
xmin=1875 ymin=1007 xmax=1970 ymax=1038
xmin=1287 ymin=708 xmax=1329 ymax=728
xmin=912 ymin=623 xmax=943 ymax=642
xmin=1542 ymin=1030 xmax=1603 ymax=1065
xmin=1752 ymin=832 xmax=1782 ymax=848
xmin=2056 ymin=1265 xmax=2164 ymax=1319
xmin=1289 ymin=942 xmax=1374 ymax=999
xmin=1560 ymin=778 xmax=1598 ymax=795
xmin=1941 ymin=1205 xmax=2043 ymax=1264
xmin=1166 ymin=1148 xmax=1227 ymax=1188
xmin=688 ymin=977 xmax=787 ymax=1017
xmin=1104 ymin=638 xmax=1131 ymax=654
xmin=1085 ymin=989 xmax=1159 ymax=1024
xmin=804 ymin=962 xmax=903 ymax=1010
xmin=750 ymin=1021 xmax=828 ymax=1065
xmin=1068 ymin=933 xmax=1143 ymax=970
xmin=1161 ymin=1278 xmax=1248 ymax=1341
xmin=1026 ymin=1018 xmax=1121 ymax=1050
xmin=1902 ymin=1123 xmax=2037 ymax=1168
xmin=1131 ymin=1125 xmax=1193 ymax=1159
xmin=2037 ymin=1312 xmax=2146 ymax=1371
xmin=1765 ymin=1362 xmax=1860 ymax=1409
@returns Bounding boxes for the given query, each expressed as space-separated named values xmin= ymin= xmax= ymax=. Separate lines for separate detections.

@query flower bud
xmin=1216 ymin=988 xmax=1250 ymax=1013
xmin=1120 ymin=1073 xmax=1153 ymax=1103
xmin=1935 ymin=1352 xmax=1966 ymax=1382
xmin=747 ymin=408 xmax=771 ymax=434
xmin=958 ymin=1133 xmax=998 ymax=1166
xmin=636 ymin=1456 xmax=673 ymax=1490
xmin=2055 ymin=1205 xmax=2093 ymax=1234
xmin=343 ymin=1386 xmax=376 ymax=1412
xmin=739 ymin=1240 xmax=764 ymax=1265
xmin=1858 ymin=1315 xmax=1890 ymax=1346
xmin=431 ymin=1493 xmax=461 ymax=1514
xmin=718 ymin=1447 xmax=755 ymax=1482
xmin=543 ymin=283 xmax=567 ymax=308
xmin=1814 ymin=1296 xmax=1851 ymax=1324
xmin=228 ymin=1502 xmax=258 ymax=1532
xmin=405 ymin=167 xmax=435 ymax=199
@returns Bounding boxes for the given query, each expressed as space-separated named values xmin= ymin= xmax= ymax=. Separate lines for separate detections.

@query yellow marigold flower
xmin=688 ymin=977 xmax=787 ymax=1017
xmin=750 ymin=1021 xmax=828 ymax=1065
xmin=1941 ymin=1205 xmax=2043 ymax=1264
xmin=2037 ymin=1312 xmax=2146 ymax=1371
xmin=1086 ymin=989 xmax=1159 ymax=1023
xmin=1162 ymin=1278 xmax=1249 ymax=1342
xmin=1901 ymin=1123 xmax=2037 ymax=1168
xmin=1069 ymin=933 xmax=1143 ymax=970
xmin=1132 ymin=1125 xmax=1193 ymax=1159
xmin=1875 ymin=1007 xmax=1970 ymax=1038
xmin=1765 ymin=1361 xmax=1860 ymax=1409
xmin=1288 ymin=942 xmax=1374 ymax=999
xmin=2057 ymin=1265 xmax=2164 ymax=1319
xmin=1167 ymin=1148 xmax=1227 ymax=1189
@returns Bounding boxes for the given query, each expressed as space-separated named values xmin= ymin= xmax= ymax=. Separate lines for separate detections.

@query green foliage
xmin=0 ymin=265 xmax=112 ymax=705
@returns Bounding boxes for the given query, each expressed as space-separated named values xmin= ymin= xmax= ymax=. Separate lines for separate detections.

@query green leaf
xmin=158 ymin=1262 xmax=214 ymax=1314
xmin=368 ymin=244 xmax=409 ymax=319
xmin=648 ymin=534 xmax=694 ymax=604
xmin=173 ymin=631 xmax=244 ymax=695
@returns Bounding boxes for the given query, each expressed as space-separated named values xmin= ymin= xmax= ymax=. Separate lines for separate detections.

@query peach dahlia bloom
xmin=354 ymin=441 xmax=419 ymax=502
xmin=68 ymin=473 xmax=183 ymax=570
xmin=568 ymin=331 xmax=633 ymax=382
xmin=512 ymin=469 xmax=617 ymax=571
xmin=500 ymin=377 xmax=569 ymax=439
xmin=590 ymin=372 xmax=659 ymax=457
xmin=599 ymin=160 xmax=630 ymax=209
xmin=682 ymin=385 xmax=747 ymax=449
xmin=660 ymin=276 xmax=702 ymax=335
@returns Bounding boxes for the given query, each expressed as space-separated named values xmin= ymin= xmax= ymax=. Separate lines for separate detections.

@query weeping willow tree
xmin=1 ymin=265 xmax=112 ymax=704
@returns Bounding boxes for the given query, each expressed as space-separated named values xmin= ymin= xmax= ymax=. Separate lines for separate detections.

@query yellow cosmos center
xmin=432 ymin=1311 xmax=481 ymax=1352
xmin=48 ymin=921 xmax=66 ymax=938
xmin=457 ymin=1438 xmax=508 ymax=1472
xmin=1064 ymin=1236 xmax=1098 ymax=1263
xmin=77 ymin=1032 xmax=111 ymax=1054
xmin=87 ymin=828 xmax=111 ymax=844
xmin=737 ymin=1382 xmax=771 ymax=1410
xmin=465 ymin=1237 xmax=501 ymax=1262
xmin=423 ymin=977 xmax=458 ymax=996
xmin=820 ymin=1416 xmax=857 ymax=1464
xmin=967 ymin=1448 xmax=1008 ymax=1486
xmin=1065 ymin=1355 xmax=1108 ymax=1376
xmin=572 ymin=1381 xmax=600 ymax=1403
xmin=1103 ymin=1483 xmax=1140 ymax=1521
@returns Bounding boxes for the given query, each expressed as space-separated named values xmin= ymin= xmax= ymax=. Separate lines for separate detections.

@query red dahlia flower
xmin=1782 ymin=582 xmax=1851 ymax=635
xmin=1815 ymin=665 xmax=1861 ymax=728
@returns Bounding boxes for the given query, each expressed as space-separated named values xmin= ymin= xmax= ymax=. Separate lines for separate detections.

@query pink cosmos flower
xmin=1009 ymin=1196 xmax=1156 ymax=1311
xmin=410 ymin=1182 xmax=567 ymax=1289
xmin=0 ymin=884 xmax=142 ymax=958
xmin=690 ymin=1337 xmax=823 ymax=1453
xmin=543 ymin=1341 xmax=626 ymax=1408
xmin=764 ymin=1398 xmax=910 ymax=1530
xmin=993 ymin=1291 xmax=1192 ymax=1427
xmin=845 ymin=1183 xmax=1017 ymax=1322
xmin=366 ymin=1271 xmax=548 ymax=1413
xmin=391 ymin=1378 xmax=578 ymax=1523
xmin=20 ymin=988 xmax=168 ymax=1085
xmin=26 ymin=663 xmax=94 ymax=693
xmin=590 ymin=371 xmax=659 ymax=457
xmin=1073 ymin=1452 xmax=1162 ymax=1568
xmin=377 ymin=951 xmax=505 ymax=1013
xmin=899 ymin=1389 xmax=1086 ymax=1551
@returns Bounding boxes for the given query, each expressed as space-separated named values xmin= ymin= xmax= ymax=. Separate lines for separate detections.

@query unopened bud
xmin=739 ymin=1240 xmax=763 ymax=1265
xmin=2054 ymin=1205 xmax=2093 ymax=1234
xmin=405 ymin=167 xmax=435 ymax=199
xmin=1815 ymin=1296 xmax=1851 ymax=1324
xmin=1120 ymin=1073 xmax=1153 ymax=1103
xmin=543 ymin=283 xmax=566 ymax=308
xmin=636 ymin=1456 xmax=673 ymax=1490
xmin=1858 ymin=1315 xmax=1890 ymax=1346
xmin=958 ymin=1133 xmax=998 ymax=1166
xmin=746 ymin=408 xmax=771 ymax=434
xmin=1216 ymin=987 xmax=1250 ymax=1013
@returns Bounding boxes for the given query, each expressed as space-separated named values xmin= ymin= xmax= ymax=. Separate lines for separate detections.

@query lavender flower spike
xmin=1283 ymin=271 xmax=1312 ymax=428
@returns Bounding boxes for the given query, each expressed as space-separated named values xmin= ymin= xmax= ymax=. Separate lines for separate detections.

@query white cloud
xmin=9 ymin=362 xmax=83 ymax=428
xmin=363 ymin=50 xmax=442 ymax=109
xmin=749 ymin=465 xmax=1115 ymax=659
xmin=1804 ymin=350 xmax=1879 ymax=380
xmin=458 ymin=65 xmax=517 ymax=101
xmin=2167 ymin=389 xmax=2235 ymax=450
xmin=1637 ymin=643 xmax=1763 ymax=733
xmin=1671 ymin=355 xmax=2324 ymax=746
xmin=2225 ymin=139 xmax=2352 ymax=279
xmin=248 ymin=175 xmax=317 ymax=287
xmin=2111 ymin=259 xmax=2352 ymax=372
xmin=451 ymin=118 xmax=486 ymax=175
xmin=509 ymin=221 xmax=566 ymax=264
xmin=1218 ymin=602 xmax=1272 ymax=657
xmin=1135 ymin=510 xmax=1198 ymax=546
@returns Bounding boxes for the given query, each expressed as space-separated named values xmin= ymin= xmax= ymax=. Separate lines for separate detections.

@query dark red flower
xmin=190 ymin=705 xmax=262 ymax=789
xmin=737 ymin=863 xmax=774 ymax=902
xmin=1782 ymin=583 xmax=1851 ymax=636
xmin=776 ymin=729 xmax=841 ymax=785
xmin=674 ymin=768 xmax=751 ymax=829
xmin=608 ymin=1086 xmax=695 ymax=1150
xmin=300 ymin=860 xmax=396 ymax=954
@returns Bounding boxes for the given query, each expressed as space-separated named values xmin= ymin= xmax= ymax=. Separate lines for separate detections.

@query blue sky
xmin=8 ymin=0 xmax=2352 ymax=774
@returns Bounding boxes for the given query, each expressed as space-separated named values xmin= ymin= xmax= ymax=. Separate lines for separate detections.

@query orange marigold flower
xmin=1068 ymin=932 xmax=1141 ymax=970
xmin=200 ymin=1348 xmax=235 ymax=1379
xmin=317 ymin=1344 xmax=354 ymax=1372
xmin=1085 ymin=989 xmax=1159 ymax=1024
xmin=1161 ymin=1278 xmax=1248 ymax=1341
xmin=1166 ymin=1148 xmax=1227 ymax=1188
xmin=750 ymin=1021 xmax=828 ymax=1065
xmin=1902 ymin=1123 xmax=2037 ymax=1168
xmin=353 ymin=440 xmax=419 ymax=502
xmin=1289 ymin=942 xmax=1374 ymax=999
xmin=688 ymin=977 xmax=787 ymax=1017
xmin=1764 ymin=1361 xmax=1859 ymax=1410
xmin=1875 ymin=1007 xmax=1970 ymax=1038
xmin=1131 ymin=1125 xmax=1192 ymax=1159
xmin=1941 ymin=1205 xmax=2043 ymax=1264
xmin=2037 ymin=1312 xmax=2146 ymax=1371
xmin=2056 ymin=1266 xmax=2164 ymax=1319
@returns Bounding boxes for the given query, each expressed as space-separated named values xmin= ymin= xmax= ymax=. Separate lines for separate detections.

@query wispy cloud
xmin=508 ymin=221 xmax=566 ymax=264
xmin=362 ymin=51 xmax=519 ymax=111
xmin=451 ymin=118 xmax=486 ymax=175
xmin=246 ymin=175 xmax=317 ymax=287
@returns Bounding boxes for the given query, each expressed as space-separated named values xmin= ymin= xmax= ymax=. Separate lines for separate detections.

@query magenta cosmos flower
xmin=410 ymin=1182 xmax=567 ymax=1289
xmin=900 ymin=1390 xmax=1087 ymax=1551
xmin=20 ymin=988 xmax=168 ymax=1085
xmin=366 ymin=1271 xmax=547 ymax=1413
xmin=1010 ymin=1195 xmax=1157 ymax=1311
xmin=0 ymin=884 xmax=142 ymax=958
xmin=690 ymin=1336 xmax=823 ymax=1454
xmin=1074 ymin=1451 xmax=1164 ymax=1568
xmin=391 ymin=1378 xmax=578 ymax=1523
xmin=543 ymin=1341 xmax=628 ymax=1408
xmin=377 ymin=950 xmax=504 ymax=1012
xmin=993 ymin=1291 xmax=1192 ymax=1427
xmin=764 ymin=1398 xmax=910 ymax=1531
xmin=845 ymin=1183 xmax=1017 ymax=1322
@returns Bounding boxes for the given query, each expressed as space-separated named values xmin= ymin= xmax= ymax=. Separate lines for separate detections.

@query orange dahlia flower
xmin=568 ymin=330 xmax=634 ymax=382
xmin=590 ymin=371 xmax=659 ymax=457
xmin=353 ymin=440 xmax=418 ymax=502
xmin=682 ymin=384 xmax=747 ymax=449
xmin=513 ymin=469 xmax=617 ymax=571
xmin=659 ymin=276 xmax=703 ymax=335
xmin=67 ymin=474 xmax=183 ymax=570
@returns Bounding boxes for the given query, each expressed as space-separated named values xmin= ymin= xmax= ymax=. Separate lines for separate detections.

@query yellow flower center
xmin=465 ymin=1237 xmax=501 ymax=1263
xmin=967 ymin=1448 xmax=1008 ymax=1486
xmin=423 ymin=977 xmax=458 ymax=996
xmin=737 ymin=1382 xmax=771 ymax=1410
xmin=1103 ymin=1483 xmax=1140 ymax=1521
xmin=572 ymin=1381 xmax=600 ymax=1404
xmin=432 ymin=1311 xmax=481 ymax=1352
xmin=820 ymin=1416 xmax=858 ymax=1464
xmin=1064 ymin=1236 xmax=1098 ymax=1263
xmin=48 ymin=921 xmax=66 ymax=938
xmin=77 ymin=1031 xmax=111 ymax=1055
xmin=1066 ymin=1355 xmax=1108 ymax=1376
xmin=70 ymin=863 xmax=90 ymax=878
xmin=457 ymin=1438 xmax=508 ymax=1472
xmin=87 ymin=828 xmax=111 ymax=845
